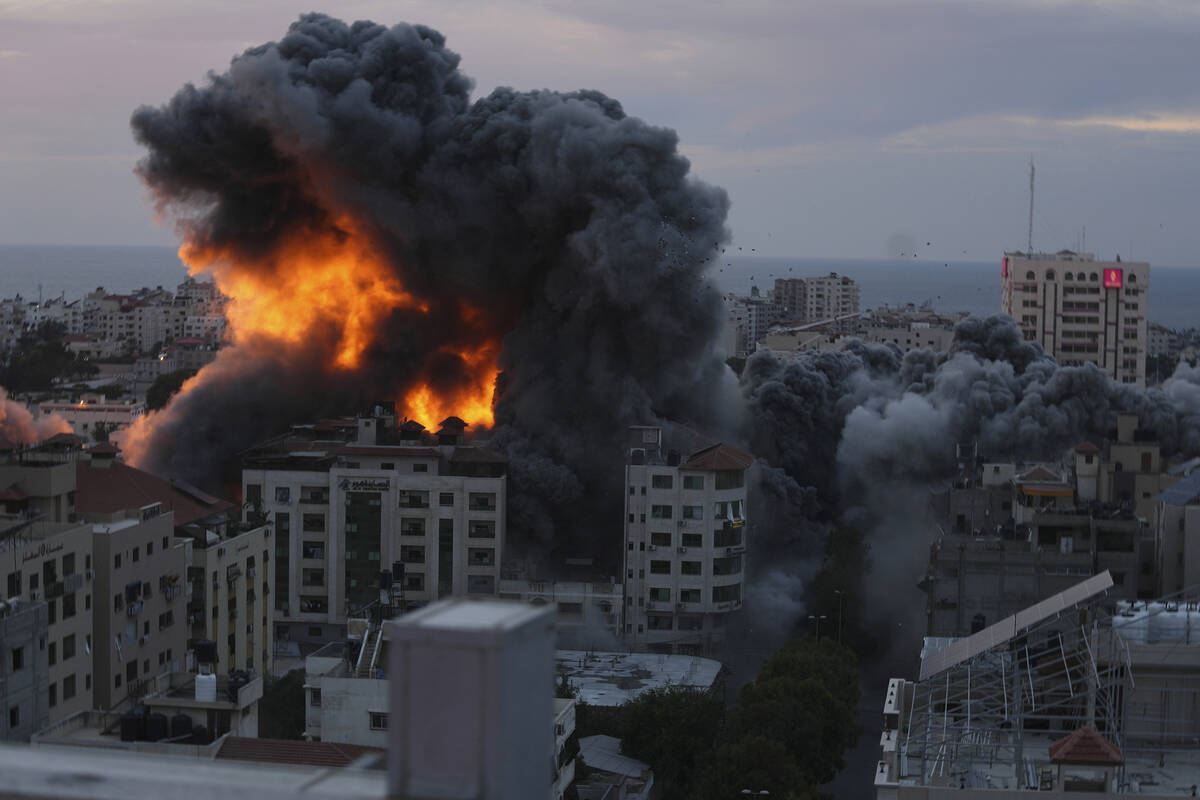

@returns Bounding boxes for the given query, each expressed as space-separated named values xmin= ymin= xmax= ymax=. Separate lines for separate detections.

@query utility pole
xmin=1027 ymin=157 xmax=1035 ymax=254
xmin=808 ymin=614 xmax=828 ymax=642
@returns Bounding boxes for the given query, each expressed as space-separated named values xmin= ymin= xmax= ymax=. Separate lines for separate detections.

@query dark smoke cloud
xmin=128 ymin=14 xmax=730 ymax=565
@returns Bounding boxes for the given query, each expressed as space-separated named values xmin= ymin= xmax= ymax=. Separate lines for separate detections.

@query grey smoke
xmin=0 ymin=387 xmax=71 ymax=445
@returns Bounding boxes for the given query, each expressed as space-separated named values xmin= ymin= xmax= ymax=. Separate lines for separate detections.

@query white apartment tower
xmin=241 ymin=409 xmax=506 ymax=649
xmin=622 ymin=426 xmax=750 ymax=655
xmin=1002 ymin=251 xmax=1149 ymax=386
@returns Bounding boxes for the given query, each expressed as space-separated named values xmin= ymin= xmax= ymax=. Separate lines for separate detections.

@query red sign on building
xmin=1103 ymin=268 xmax=1123 ymax=288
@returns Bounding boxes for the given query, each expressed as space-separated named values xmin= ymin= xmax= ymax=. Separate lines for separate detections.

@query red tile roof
xmin=215 ymin=736 xmax=383 ymax=768
xmin=1016 ymin=465 xmax=1062 ymax=483
xmin=1074 ymin=441 xmax=1100 ymax=454
xmin=1049 ymin=726 xmax=1123 ymax=765
xmin=75 ymin=460 xmax=233 ymax=525
xmin=684 ymin=443 xmax=754 ymax=471
xmin=0 ymin=485 xmax=29 ymax=502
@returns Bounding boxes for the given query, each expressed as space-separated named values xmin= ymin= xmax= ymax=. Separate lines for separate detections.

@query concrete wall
xmin=0 ymin=601 xmax=50 ymax=741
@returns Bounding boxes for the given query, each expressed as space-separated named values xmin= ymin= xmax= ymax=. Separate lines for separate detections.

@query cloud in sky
xmin=1 ymin=0 xmax=1199 ymax=262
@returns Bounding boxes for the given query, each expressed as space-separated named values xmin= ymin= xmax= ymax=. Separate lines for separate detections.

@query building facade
xmin=0 ymin=599 xmax=49 ymax=742
xmin=622 ymin=426 xmax=750 ymax=653
xmin=242 ymin=412 xmax=506 ymax=649
xmin=1001 ymin=251 xmax=1149 ymax=385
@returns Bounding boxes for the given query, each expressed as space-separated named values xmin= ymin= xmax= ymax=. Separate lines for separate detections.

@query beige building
xmin=622 ymin=426 xmax=751 ymax=654
xmin=1001 ymin=250 xmax=1149 ymax=385
xmin=185 ymin=524 xmax=274 ymax=677
xmin=242 ymin=410 xmax=506 ymax=651
xmin=38 ymin=397 xmax=145 ymax=441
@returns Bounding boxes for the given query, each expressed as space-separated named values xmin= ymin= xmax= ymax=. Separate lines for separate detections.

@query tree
xmin=91 ymin=422 xmax=117 ymax=443
xmin=95 ymin=382 xmax=126 ymax=400
xmin=258 ymin=670 xmax=306 ymax=739
xmin=0 ymin=321 xmax=74 ymax=393
xmin=146 ymin=368 xmax=197 ymax=411
xmin=805 ymin=525 xmax=874 ymax=657
xmin=698 ymin=735 xmax=818 ymax=800
xmin=725 ymin=639 xmax=861 ymax=787
xmin=619 ymin=687 xmax=725 ymax=800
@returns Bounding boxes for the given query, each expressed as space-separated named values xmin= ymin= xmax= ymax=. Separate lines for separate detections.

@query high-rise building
xmin=241 ymin=408 xmax=506 ymax=650
xmin=621 ymin=426 xmax=750 ymax=654
xmin=1001 ymin=250 xmax=1149 ymax=385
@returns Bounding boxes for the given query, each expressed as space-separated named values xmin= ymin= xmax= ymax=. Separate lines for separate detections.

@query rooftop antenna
xmin=1027 ymin=156 xmax=1035 ymax=254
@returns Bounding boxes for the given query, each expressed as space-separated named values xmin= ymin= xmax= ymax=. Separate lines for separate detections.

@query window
xmin=369 ymin=712 xmax=388 ymax=730
xmin=712 ymin=584 xmax=741 ymax=603
xmin=412 ymin=463 xmax=427 ymax=473
xmin=62 ymin=553 xmax=75 ymax=576
xmin=5 ymin=571 xmax=18 ymax=597
xmin=649 ymin=560 xmax=671 ymax=575
xmin=650 ymin=531 xmax=672 ymax=546
xmin=651 ymin=474 xmax=673 ymax=489
xmin=162 ymin=537 xmax=168 ymax=550
xmin=63 ymin=634 xmax=75 ymax=660
xmin=49 ymin=643 xmax=56 ymax=666
xmin=48 ymin=683 xmax=56 ymax=708
xmin=682 ymin=505 xmax=703 ymax=520
xmin=147 ymin=541 xmax=154 ymax=556
xmin=63 ymin=674 xmax=76 ymax=701
xmin=307 ymin=626 xmax=323 ymax=637
xmin=715 ymin=470 xmax=744 ymax=490
xmin=8 ymin=706 xmax=18 ymax=729
xmin=682 ymin=533 xmax=703 ymax=548
xmin=310 ymin=688 xmax=322 ymax=707
xmin=133 ymin=547 xmax=139 ymax=563
xmin=683 ymin=475 xmax=704 ymax=490
xmin=650 ymin=505 xmax=673 ymax=519
xmin=302 ymin=541 xmax=326 ymax=560
xmin=681 ymin=561 xmax=702 ymax=575
xmin=48 ymin=599 xmax=55 ymax=625
xmin=468 ymin=520 xmax=496 ymax=538
xmin=115 ymin=674 xmax=121 ymax=689
xmin=649 ymin=587 xmax=670 ymax=602
xmin=85 ymin=674 xmax=91 ymax=690
xmin=114 ymin=553 xmax=121 ymax=569
xmin=274 ymin=487 xmax=291 ymax=503
xmin=468 ymin=575 xmax=496 ymax=594
xmin=713 ymin=555 xmax=742 ymax=575
xmin=114 ymin=593 xmax=122 ymax=612
xmin=63 ymin=592 xmax=76 ymax=619
xmin=439 ymin=492 xmax=454 ymax=506
xmin=680 ymin=588 xmax=701 ymax=603
xmin=302 ymin=513 xmax=325 ymax=532
xmin=468 ymin=548 xmax=495 ymax=567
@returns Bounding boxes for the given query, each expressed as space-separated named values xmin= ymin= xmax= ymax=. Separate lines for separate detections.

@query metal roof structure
xmin=1154 ymin=470 xmax=1200 ymax=506
xmin=919 ymin=571 xmax=1113 ymax=681
xmin=900 ymin=572 xmax=1126 ymax=791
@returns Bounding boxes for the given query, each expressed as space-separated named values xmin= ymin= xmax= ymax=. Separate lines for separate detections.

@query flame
xmin=180 ymin=220 xmax=421 ymax=369
xmin=403 ymin=339 xmax=500 ymax=430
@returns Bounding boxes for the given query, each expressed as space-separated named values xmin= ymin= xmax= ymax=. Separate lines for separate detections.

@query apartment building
xmin=622 ymin=426 xmax=751 ymax=654
xmin=185 ymin=524 xmax=274 ymax=677
xmin=0 ymin=599 xmax=49 ymax=742
xmin=723 ymin=290 xmax=772 ymax=358
xmin=1001 ymin=250 xmax=1149 ymax=385
xmin=37 ymin=397 xmax=145 ymax=440
xmin=241 ymin=409 xmax=506 ymax=649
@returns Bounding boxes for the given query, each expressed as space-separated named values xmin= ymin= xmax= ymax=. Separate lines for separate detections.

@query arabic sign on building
xmin=339 ymin=477 xmax=390 ymax=492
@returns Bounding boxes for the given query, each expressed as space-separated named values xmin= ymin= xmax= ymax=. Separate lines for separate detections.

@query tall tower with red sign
xmin=1001 ymin=250 xmax=1149 ymax=386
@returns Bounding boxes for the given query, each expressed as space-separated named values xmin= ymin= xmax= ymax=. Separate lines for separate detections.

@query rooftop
xmin=216 ymin=737 xmax=383 ymax=769
xmin=75 ymin=458 xmax=233 ymax=526
xmin=556 ymin=650 xmax=724 ymax=706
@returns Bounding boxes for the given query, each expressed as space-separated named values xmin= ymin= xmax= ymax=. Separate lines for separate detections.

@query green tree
xmin=258 ymin=670 xmax=306 ymax=739
xmin=726 ymin=639 xmax=861 ymax=786
xmin=95 ymin=382 xmax=126 ymax=400
xmin=619 ymin=686 xmax=725 ymax=800
xmin=145 ymin=368 xmax=197 ymax=411
xmin=698 ymin=735 xmax=818 ymax=800
xmin=0 ymin=321 xmax=74 ymax=392
xmin=91 ymin=422 xmax=117 ymax=443
xmin=805 ymin=525 xmax=874 ymax=658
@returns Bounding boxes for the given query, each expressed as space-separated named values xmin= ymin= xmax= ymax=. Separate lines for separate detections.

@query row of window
xmin=113 ymin=536 xmax=172 ymax=570
xmin=643 ymin=471 xmax=744 ymax=491
xmin=638 ymin=528 xmax=743 ymax=549
xmin=255 ymin=485 xmax=496 ymax=510
xmin=1025 ymin=269 xmax=1139 ymax=283
xmin=302 ymin=515 xmax=497 ymax=536
xmin=6 ymin=550 xmax=93 ymax=597
xmin=630 ymin=500 xmax=744 ymax=523
xmin=628 ymin=555 xmax=742 ymax=577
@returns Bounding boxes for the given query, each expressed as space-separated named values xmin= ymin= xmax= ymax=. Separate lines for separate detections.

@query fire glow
xmin=178 ymin=222 xmax=500 ymax=429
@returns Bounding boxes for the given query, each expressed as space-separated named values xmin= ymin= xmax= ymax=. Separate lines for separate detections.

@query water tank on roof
xmin=171 ymin=713 xmax=192 ymax=740
xmin=195 ymin=673 xmax=217 ymax=702
xmin=194 ymin=639 xmax=217 ymax=666
xmin=146 ymin=712 xmax=169 ymax=742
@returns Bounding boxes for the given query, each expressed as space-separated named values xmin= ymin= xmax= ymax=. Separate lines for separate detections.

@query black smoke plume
xmin=127 ymin=14 xmax=730 ymax=568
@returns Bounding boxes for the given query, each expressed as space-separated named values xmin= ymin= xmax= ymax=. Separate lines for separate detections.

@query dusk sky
xmin=2 ymin=0 xmax=1199 ymax=264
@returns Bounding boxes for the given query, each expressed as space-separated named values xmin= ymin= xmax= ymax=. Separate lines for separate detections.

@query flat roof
xmin=556 ymin=650 xmax=723 ymax=707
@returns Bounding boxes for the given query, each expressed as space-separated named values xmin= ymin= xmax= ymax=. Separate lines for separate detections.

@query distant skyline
xmin=2 ymin=0 xmax=1199 ymax=264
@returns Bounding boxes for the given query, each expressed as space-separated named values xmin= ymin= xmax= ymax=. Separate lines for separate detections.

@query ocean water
xmin=2 ymin=245 xmax=1198 ymax=329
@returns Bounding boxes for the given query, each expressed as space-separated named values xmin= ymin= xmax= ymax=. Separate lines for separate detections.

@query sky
xmin=2 ymin=0 xmax=1199 ymax=264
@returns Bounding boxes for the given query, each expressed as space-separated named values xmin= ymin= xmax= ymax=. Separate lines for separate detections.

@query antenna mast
xmin=1027 ymin=157 xmax=1035 ymax=254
